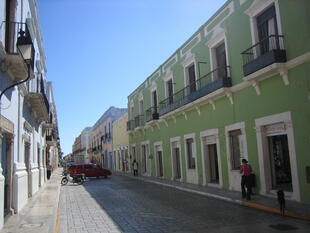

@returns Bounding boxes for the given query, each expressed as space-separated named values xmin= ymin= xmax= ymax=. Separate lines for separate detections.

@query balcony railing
xmin=46 ymin=135 xmax=54 ymax=142
xmin=159 ymin=66 xmax=232 ymax=116
xmin=134 ymin=115 xmax=145 ymax=128
xmin=241 ymin=35 xmax=286 ymax=76
xmin=145 ymin=106 xmax=159 ymax=122
xmin=25 ymin=80 xmax=50 ymax=123
xmin=126 ymin=120 xmax=135 ymax=131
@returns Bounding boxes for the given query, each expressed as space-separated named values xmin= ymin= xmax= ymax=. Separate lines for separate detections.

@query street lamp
xmin=0 ymin=28 xmax=34 ymax=101
xmin=16 ymin=28 xmax=34 ymax=68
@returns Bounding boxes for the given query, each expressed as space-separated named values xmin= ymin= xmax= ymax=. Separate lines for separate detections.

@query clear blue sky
xmin=37 ymin=0 xmax=227 ymax=156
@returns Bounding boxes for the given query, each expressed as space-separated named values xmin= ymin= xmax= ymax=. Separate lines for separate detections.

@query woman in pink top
xmin=240 ymin=159 xmax=252 ymax=200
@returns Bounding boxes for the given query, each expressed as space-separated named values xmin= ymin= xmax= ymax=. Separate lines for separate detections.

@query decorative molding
xmin=181 ymin=34 xmax=201 ymax=57
xmin=225 ymin=92 xmax=233 ymax=104
xmin=0 ymin=115 xmax=14 ymax=134
xmin=200 ymin=128 xmax=219 ymax=138
xmin=150 ymin=69 xmax=161 ymax=82
xmin=195 ymin=106 xmax=201 ymax=116
xmin=204 ymin=1 xmax=234 ymax=37
xmin=209 ymin=100 xmax=216 ymax=110
xmin=163 ymin=55 xmax=178 ymax=74
xmin=23 ymin=121 xmax=33 ymax=133
xmin=172 ymin=115 xmax=177 ymax=124
xmin=206 ymin=27 xmax=226 ymax=48
xmin=181 ymin=52 xmax=195 ymax=68
xmin=150 ymin=81 xmax=157 ymax=92
xmin=182 ymin=111 xmax=188 ymax=120
xmin=251 ymin=80 xmax=261 ymax=95
xmin=245 ymin=0 xmax=275 ymax=17
xmin=170 ymin=136 xmax=181 ymax=143
xmin=162 ymin=70 xmax=173 ymax=82
xmin=162 ymin=119 xmax=168 ymax=127
xmin=279 ymin=68 xmax=289 ymax=86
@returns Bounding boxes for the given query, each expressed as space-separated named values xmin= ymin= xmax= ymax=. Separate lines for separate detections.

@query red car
xmin=69 ymin=163 xmax=112 ymax=178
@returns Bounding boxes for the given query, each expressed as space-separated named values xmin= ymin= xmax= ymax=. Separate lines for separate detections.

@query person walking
xmin=133 ymin=159 xmax=138 ymax=176
xmin=240 ymin=159 xmax=252 ymax=200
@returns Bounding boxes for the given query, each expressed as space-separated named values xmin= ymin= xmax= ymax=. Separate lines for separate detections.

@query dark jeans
xmin=241 ymin=175 xmax=252 ymax=200
xmin=47 ymin=170 xmax=51 ymax=180
xmin=133 ymin=169 xmax=138 ymax=176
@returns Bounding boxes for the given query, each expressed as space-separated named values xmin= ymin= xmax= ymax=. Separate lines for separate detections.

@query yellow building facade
xmin=112 ymin=113 xmax=130 ymax=173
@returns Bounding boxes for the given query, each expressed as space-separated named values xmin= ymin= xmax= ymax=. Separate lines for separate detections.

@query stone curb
xmin=116 ymin=173 xmax=310 ymax=222
xmin=48 ymin=169 xmax=62 ymax=233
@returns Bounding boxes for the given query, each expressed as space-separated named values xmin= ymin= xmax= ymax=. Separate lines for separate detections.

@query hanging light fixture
xmin=16 ymin=28 xmax=34 ymax=65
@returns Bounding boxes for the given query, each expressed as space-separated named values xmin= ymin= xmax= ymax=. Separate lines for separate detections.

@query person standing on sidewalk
xmin=240 ymin=159 xmax=252 ymax=200
xmin=133 ymin=160 xmax=138 ymax=176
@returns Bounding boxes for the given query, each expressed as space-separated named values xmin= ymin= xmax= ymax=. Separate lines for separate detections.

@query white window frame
xmin=131 ymin=144 xmax=136 ymax=161
xmin=225 ymin=122 xmax=248 ymax=191
xmin=182 ymin=54 xmax=197 ymax=93
xmin=150 ymin=85 xmax=158 ymax=108
xmin=183 ymin=133 xmax=198 ymax=184
xmin=226 ymin=123 xmax=248 ymax=168
xmin=140 ymin=140 xmax=150 ymax=176
xmin=200 ymin=128 xmax=222 ymax=188
xmin=206 ymin=30 xmax=229 ymax=80
xmin=154 ymin=141 xmax=164 ymax=178
xmin=163 ymin=72 xmax=174 ymax=99
xmin=170 ymin=136 xmax=182 ymax=181
xmin=255 ymin=111 xmax=300 ymax=201
xmin=245 ymin=0 xmax=283 ymax=46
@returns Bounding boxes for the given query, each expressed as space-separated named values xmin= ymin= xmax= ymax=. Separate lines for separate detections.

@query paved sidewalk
xmin=116 ymin=172 xmax=310 ymax=221
xmin=1 ymin=168 xmax=62 ymax=233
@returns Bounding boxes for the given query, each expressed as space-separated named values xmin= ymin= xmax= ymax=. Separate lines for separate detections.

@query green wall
xmin=127 ymin=0 xmax=310 ymax=203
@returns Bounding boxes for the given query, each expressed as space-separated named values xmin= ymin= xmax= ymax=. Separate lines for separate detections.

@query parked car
xmin=69 ymin=163 xmax=112 ymax=178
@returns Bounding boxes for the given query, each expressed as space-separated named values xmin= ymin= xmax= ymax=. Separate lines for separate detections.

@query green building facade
xmin=127 ymin=0 xmax=310 ymax=203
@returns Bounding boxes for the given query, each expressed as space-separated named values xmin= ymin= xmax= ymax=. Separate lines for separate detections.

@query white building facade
xmin=0 ymin=0 xmax=59 ymax=229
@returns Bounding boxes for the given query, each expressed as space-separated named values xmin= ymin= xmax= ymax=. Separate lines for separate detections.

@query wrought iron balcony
xmin=25 ymin=80 xmax=50 ymax=123
xmin=241 ymin=35 xmax=286 ymax=76
xmin=134 ymin=115 xmax=145 ymax=128
xmin=46 ymin=133 xmax=56 ymax=146
xmin=145 ymin=106 xmax=159 ymax=122
xmin=159 ymin=66 xmax=232 ymax=116
xmin=126 ymin=120 xmax=135 ymax=131
xmin=1 ymin=21 xmax=34 ymax=81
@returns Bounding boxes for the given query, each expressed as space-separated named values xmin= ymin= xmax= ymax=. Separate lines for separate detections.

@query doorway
xmin=156 ymin=149 xmax=163 ymax=177
xmin=205 ymin=144 xmax=219 ymax=184
xmin=37 ymin=146 xmax=41 ymax=187
xmin=141 ymin=145 xmax=147 ymax=174
xmin=268 ymin=134 xmax=292 ymax=191
xmin=24 ymin=142 xmax=31 ymax=197
xmin=171 ymin=142 xmax=181 ymax=180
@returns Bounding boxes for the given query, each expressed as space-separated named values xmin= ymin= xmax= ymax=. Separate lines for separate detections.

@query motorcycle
xmin=61 ymin=172 xmax=85 ymax=185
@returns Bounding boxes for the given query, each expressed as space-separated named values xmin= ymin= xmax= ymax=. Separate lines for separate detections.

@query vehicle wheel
xmin=104 ymin=175 xmax=107 ymax=179
xmin=78 ymin=179 xmax=84 ymax=185
xmin=96 ymin=176 xmax=100 ymax=179
xmin=61 ymin=177 xmax=68 ymax=185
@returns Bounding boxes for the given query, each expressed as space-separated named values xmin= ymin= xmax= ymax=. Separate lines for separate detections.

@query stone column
xmin=6 ymin=136 xmax=14 ymax=215
xmin=0 ymin=132 xmax=4 ymax=229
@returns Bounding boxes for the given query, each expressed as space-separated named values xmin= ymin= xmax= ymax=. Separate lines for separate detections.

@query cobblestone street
xmin=59 ymin=175 xmax=310 ymax=233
